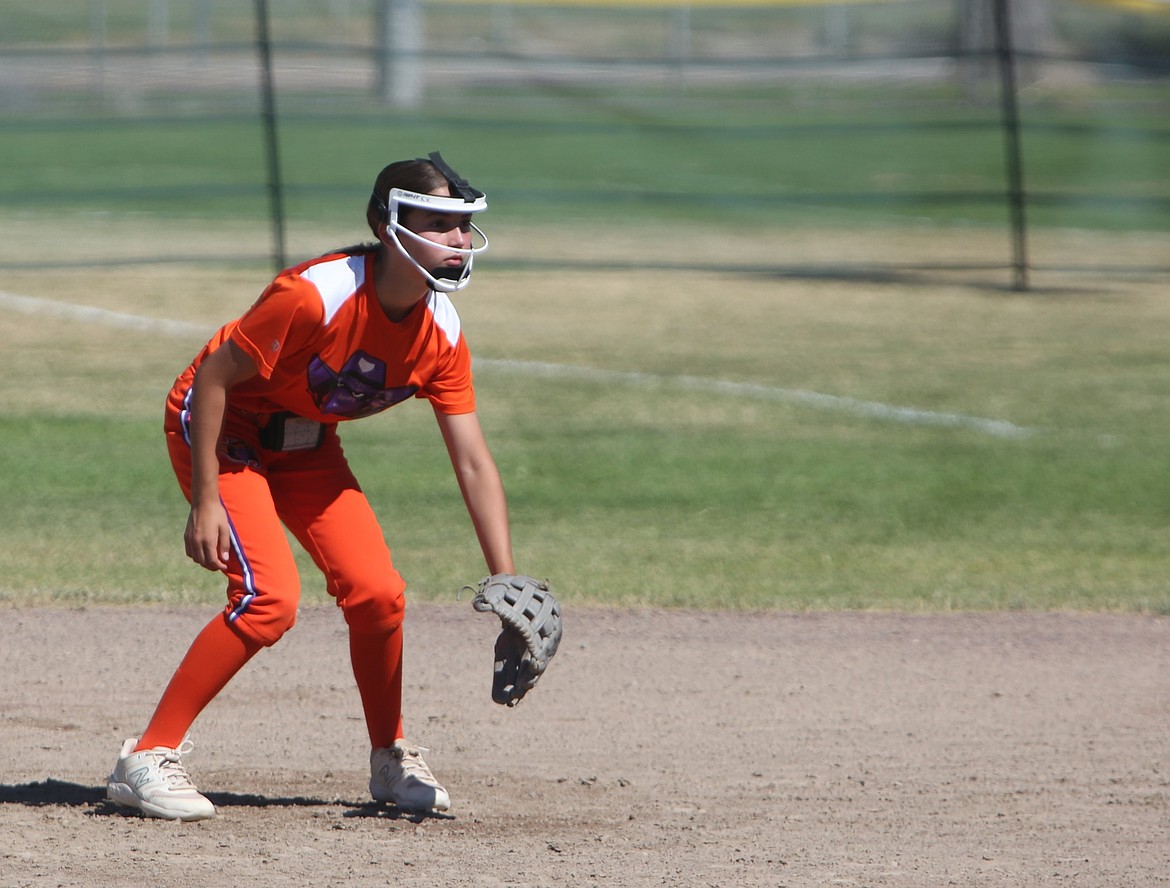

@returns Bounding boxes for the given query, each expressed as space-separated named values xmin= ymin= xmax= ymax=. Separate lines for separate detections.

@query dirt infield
xmin=1 ymin=605 xmax=1167 ymax=887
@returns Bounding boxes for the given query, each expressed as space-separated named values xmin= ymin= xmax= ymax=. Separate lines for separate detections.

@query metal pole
xmin=377 ymin=0 xmax=423 ymax=107
xmin=992 ymin=0 xmax=1029 ymax=291
xmin=255 ymin=0 xmax=287 ymax=271
xmin=89 ymin=0 xmax=107 ymax=100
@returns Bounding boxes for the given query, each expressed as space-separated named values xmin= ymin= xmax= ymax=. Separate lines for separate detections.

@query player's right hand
xmin=184 ymin=501 xmax=232 ymax=571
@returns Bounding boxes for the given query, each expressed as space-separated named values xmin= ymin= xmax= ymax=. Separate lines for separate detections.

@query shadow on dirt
xmin=0 ymin=780 xmax=452 ymax=822
xmin=343 ymin=802 xmax=453 ymax=823
xmin=0 ymin=780 xmax=105 ymax=807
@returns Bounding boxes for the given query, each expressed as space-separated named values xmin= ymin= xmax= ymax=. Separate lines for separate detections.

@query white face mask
xmin=380 ymin=187 xmax=490 ymax=293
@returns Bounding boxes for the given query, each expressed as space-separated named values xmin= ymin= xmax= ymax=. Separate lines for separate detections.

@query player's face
xmin=381 ymin=181 xmax=488 ymax=292
xmin=400 ymin=188 xmax=474 ymax=278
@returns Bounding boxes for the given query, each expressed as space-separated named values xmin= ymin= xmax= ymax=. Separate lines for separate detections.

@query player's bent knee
xmin=340 ymin=571 xmax=406 ymax=635
xmin=226 ymin=597 xmax=299 ymax=647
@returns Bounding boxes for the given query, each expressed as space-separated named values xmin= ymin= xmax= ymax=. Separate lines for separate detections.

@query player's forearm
xmin=458 ymin=466 xmax=515 ymax=575
xmin=186 ymin=340 xmax=259 ymax=506
xmin=434 ymin=409 xmax=515 ymax=573
xmin=187 ymin=376 xmax=229 ymax=506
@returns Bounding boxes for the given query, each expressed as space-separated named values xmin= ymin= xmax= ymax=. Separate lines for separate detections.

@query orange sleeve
xmin=230 ymin=275 xmax=325 ymax=380
xmin=421 ymin=333 xmax=476 ymax=415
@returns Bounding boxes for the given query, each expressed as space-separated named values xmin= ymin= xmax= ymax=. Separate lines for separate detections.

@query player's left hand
xmin=467 ymin=574 xmax=563 ymax=706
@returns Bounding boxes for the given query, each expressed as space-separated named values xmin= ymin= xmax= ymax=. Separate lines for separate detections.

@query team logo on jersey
xmin=306 ymin=350 xmax=418 ymax=419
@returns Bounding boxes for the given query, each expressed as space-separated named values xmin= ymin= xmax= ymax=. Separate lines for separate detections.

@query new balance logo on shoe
xmin=106 ymin=737 xmax=215 ymax=821
xmin=370 ymin=739 xmax=450 ymax=812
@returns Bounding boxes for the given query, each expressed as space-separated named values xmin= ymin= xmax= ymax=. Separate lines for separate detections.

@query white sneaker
xmin=370 ymin=739 xmax=450 ymax=812
xmin=106 ymin=737 xmax=216 ymax=821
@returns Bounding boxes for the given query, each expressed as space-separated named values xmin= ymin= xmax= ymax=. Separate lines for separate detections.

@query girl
xmin=107 ymin=153 xmax=513 ymax=820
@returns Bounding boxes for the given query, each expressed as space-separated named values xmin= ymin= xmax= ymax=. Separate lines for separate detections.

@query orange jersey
xmin=169 ymin=250 xmax=476 ymax=423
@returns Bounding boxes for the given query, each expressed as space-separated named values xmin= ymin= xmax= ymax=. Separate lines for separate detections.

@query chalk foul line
xmin=478 ymin=359 xmax=1033 ymax=439
xmin=1 ymin=289 xmax=208 ymax=338
xmin=2 ymin=290 xmax=1033 ymax=439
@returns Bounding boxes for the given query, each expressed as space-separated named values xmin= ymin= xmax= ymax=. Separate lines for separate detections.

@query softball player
xmin=107 ymin=153 xmax=512 ymax=820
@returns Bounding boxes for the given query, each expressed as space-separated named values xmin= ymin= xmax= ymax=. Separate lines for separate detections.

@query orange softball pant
xmin=165 ymin=408 xmax=406 ymax=648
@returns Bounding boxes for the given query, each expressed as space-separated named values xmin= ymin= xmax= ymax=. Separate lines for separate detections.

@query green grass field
xmin=2 ymin=244 xmax=1169 ymax=613
xmin=2 ymin=5 xmax=1167 ymax=612
xmin=3 ymin=6 xmax=1168 ymax=240
xmin=5 ymin=105 xmax=1167 ymax=236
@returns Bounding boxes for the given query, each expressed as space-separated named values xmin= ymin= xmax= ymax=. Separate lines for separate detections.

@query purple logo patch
xmin=307 ymin=351 xmax=417 ymax=418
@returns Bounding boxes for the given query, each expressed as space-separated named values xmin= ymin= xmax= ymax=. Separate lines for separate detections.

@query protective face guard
xmin=378 ymin=153 xmax=489 ymax=293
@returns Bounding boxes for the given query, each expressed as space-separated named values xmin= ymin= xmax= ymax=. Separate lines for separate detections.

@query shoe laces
xmin=151 ymin=739 xmax=198 ymax=790
xmin=394 ymin=743 xmax=437 ymax=782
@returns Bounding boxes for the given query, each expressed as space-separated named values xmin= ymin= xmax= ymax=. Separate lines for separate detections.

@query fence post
xmin=377 ymin=0 xmax=423 ymax=108
xmin=89 ymin=0 xmax=107 ymax=100
xmin=255 ymin=0 xmax=287 ymax=271
xmin=992 ymin=0 xmax=1029 ymax=291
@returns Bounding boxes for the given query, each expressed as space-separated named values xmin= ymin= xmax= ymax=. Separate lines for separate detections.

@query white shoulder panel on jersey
xmin=301 ymin=255 xmax=366 ymax=325
xmin=427 ymin=290 xmax=463 ymax=349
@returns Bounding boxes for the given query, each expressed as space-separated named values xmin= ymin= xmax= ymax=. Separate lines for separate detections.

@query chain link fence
xmin=1 ymin=0 xmax=1167 ymax=288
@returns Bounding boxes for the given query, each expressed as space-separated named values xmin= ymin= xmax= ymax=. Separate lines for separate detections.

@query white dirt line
xmin=3 ymin=289 xmax=1034 ymax=439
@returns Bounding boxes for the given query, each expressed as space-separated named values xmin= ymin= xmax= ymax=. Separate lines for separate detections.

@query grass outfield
xmin=4 ymin=109 xmax=1165 ymax=232
xmin=3 ymin=100 xmax=1167 ymax=235
xmin=2 ymin=234 xmax=1169 ymax=613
